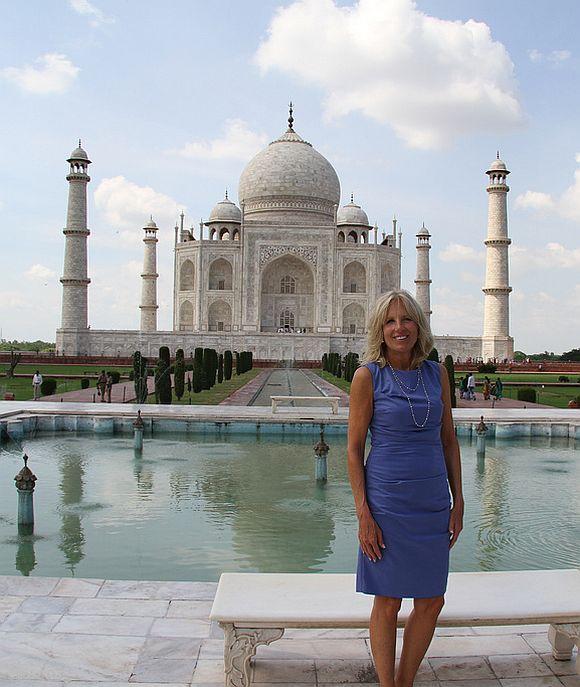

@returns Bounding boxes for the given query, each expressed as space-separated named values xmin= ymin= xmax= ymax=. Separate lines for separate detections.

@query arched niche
xmin=179 ymin=300 xmax=193 ymax=331
xmin=381 ymin=264 xmax=392 ymax=293
xmin=343 ymin=261 xmax=366 ymax=294
xmin=260 ymin=254 xmax=315 ymax=332
xmin=337 ymin=231 xmax=345 ymax=243
xmin=342 ymin=302 xmax=365 ymax=334
xmin=220 ymin=227 xmax=230 ymax=240
xmin=209 ymin=258 xmax=233 ymax=290
xmin=179 ymin=259 xmax=194 ymax=291
xmin=347 ymin=230 xmax=358 ymax=243
xmin=208 ymin=300 xmax=232 ymax=331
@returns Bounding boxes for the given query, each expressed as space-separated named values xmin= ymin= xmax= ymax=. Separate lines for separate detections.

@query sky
xmin=0 ymin=0 xmax=579 ymax=353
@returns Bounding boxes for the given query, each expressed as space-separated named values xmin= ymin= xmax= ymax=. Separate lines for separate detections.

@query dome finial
xmin=225 ymin=188 xmax=228 ymax=200
xmin=497 ymin=150 xmax=500 ymax=159
xmin=350 ymin=193 xmax=354 ymax=203
xmin=79 ymin=138 xmax=82 ymax=148
xmin=288 ymin=101 xmax=294 ymax=131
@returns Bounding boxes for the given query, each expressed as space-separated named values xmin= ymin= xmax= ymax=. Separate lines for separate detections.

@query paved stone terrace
xmin=0 ymin=575 xmax=577 ymax=686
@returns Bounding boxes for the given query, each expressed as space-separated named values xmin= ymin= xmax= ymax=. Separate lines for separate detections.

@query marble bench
xmin=270 ymin=395 xmax=340 ymax=414
xmin=210 ymin=569 xmax=580 ymax=687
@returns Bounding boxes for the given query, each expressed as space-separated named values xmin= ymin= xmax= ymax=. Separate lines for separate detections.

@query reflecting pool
xmin=0 ymin=432 xmax=578 ymax=579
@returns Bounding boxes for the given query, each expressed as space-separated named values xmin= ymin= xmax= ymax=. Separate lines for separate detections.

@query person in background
xmin=32 ymin=370 xmax=43 ymax=400
xmin=467 ymin=372 xmax=476 ymax=401
xmin=494 ymin=377 xmax=503 ymax=400
xmin=459 ymin=375 xmax=468 ymax=400
xmin=483 ymin=376 xmax=491 ymax=401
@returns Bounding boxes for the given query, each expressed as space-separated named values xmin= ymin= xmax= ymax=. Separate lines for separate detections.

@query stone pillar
xmin=140 ymin=218 xmax=159 ymax=331
xmin=58 ymin=142 xmax=91 ymax=347
xmin=482 ymin=154 xmax=514 ymax=361
xmin=414 ymin=224 xmax=432 ymax=325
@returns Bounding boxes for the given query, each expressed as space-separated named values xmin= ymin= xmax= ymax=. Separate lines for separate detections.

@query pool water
xmin=0 ymin=432 xmax=578 ymax=580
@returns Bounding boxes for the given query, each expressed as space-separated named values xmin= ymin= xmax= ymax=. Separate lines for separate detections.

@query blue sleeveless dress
xmin=356 ymin=360 xmax=451 ymax=598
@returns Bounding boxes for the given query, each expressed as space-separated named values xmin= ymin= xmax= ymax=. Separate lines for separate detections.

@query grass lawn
xmin=315 ymin=368 xmax=579 ymax=408
xmin=147 ymin=368 xmax=261 ymax=405
xmin=0 ymin=363 xmax=132 ymax=377
xmin=0 ymin=375 xmax=89 ymax=401
xmin=463 ymin=372 xmax=580 ymax=384
xmin=315 ymin=369 xmax=351 ymax=393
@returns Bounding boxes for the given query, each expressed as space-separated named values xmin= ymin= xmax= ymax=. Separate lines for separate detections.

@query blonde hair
xmin=361 ymin=289 xmax=434 ymax=369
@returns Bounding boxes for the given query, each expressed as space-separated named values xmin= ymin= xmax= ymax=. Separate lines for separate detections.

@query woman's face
xmin=382 ymin=299 xmax=419 ymax=357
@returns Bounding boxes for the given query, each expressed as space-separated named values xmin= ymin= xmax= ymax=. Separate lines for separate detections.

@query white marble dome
xmin=337 ymin=200 xmax=369 ymax=227
xmin=488 ymin=157 xmax=508 ymax=173
xmin=69 ymin=144 xmax=89 ymax=160
xmin=208 ymin=196 xmax=242 ymax=223
xmin=238 ymin=128 xmax=340 ymax=223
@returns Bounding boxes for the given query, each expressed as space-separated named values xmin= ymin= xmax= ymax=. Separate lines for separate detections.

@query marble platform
xmin=0 ymin=574 xmax=578 ymax=686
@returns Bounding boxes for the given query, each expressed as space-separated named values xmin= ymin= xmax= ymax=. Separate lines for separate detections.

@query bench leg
xmin=548 ymin=623 xmax=580 ymax=673
xmin=221 ymin=624 xmax=284 ymax=687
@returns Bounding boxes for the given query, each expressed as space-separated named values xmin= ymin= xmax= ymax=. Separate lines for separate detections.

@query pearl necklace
xmin=387 ymin=361 xmax=431 ymax=428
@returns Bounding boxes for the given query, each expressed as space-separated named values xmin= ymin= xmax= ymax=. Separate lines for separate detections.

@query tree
xmin=224 ymin=350 xmax=233 ymax=380
xmin=444 ymin=355 xmax=457 ymax=408
xmin=561 ymin=348 xmax=580 ymax=362
xmin=133 ymin=351 xmax=149 ymax=404
xmin=218 ymin=353 xmax=224 ymax=383
xmin=155 ymin=346 xmax=172 ymax=404
xmin=5 ymin=350 xmax=21 ymax=379
xmin=428 ymin=348 xmax=439 ymax=362
xmin=202 ymin=348 xmax=213 ymax=390
xmin=174 ymin=348 xmax=185 ymax=400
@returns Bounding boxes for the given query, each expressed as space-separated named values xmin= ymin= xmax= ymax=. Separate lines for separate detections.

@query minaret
xmin=139 ymin=217 xmax=159 ymax=332
xmin=414 ymin=223 xmax=432 ymax=324
xmin=482 ymin=153 xmax=514 ymax=361
xmin=60 ymin=141 xmax=91 ymax=332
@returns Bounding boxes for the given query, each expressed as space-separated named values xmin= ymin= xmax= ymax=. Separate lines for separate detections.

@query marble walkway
xmin=0 ymin=575 xmax=577 ymax=686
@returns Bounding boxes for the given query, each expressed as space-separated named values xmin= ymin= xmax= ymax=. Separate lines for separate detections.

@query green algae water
xmin=0 ymin=432 xmax=578 ymax=580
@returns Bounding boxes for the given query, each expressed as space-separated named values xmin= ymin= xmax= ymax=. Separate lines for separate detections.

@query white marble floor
xmin=0 ymin=575 xmax=577 ymax=686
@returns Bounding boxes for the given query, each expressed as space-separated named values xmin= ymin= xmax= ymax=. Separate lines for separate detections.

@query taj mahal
xmin=56 ymin=108 xmax=514 ymax=362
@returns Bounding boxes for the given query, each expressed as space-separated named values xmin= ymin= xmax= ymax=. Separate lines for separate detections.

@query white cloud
xmin=514 ymin=190 xmax=554 ymax=211
xmin=511 ymin=243 xmax=580 ymax=275
xmin=515 ymin=153 xmax=580 ymax=221
xmin=439 ymin=243 xmax=484 ymax=263
xmin=93 ymin=176 xmax=184 ymax=245
xmin=1 ymin=53 xmax=80 ymax=94
xmin=69 ymin=0 xmax=114 ymax=27
xmin=255 ymin=0 xmax=524 ymax=149
xmin=528 ymin=48 xmax=571 ymax=64
xmin=25 ymin=264 xmax=57 ymax=281
xmin=172 ymin=119 xmax=269 ymax=161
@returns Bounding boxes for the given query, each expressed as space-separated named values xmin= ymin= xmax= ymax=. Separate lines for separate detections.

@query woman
xmin=483 ymin=377 xmax=491 ymax=401
xmin=347 ymin=290 xmax=464 ymax=687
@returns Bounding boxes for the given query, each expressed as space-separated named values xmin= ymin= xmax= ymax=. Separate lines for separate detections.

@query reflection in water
xmin=15 ymin=523 xmax=36 ymax=576
xmin=0 ymin=432 xmax=578 ymax=580
xmin=473 ymin=445 xmax=510 ymax=571
xmin=58 ymin=453 xmax=85 ymax=574
xmin=198 ymin=442 xmax=335 ymax=571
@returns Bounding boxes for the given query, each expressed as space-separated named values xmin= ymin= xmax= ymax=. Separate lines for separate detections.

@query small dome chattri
xmin=337 ymin=197 xmax=369 ymax=227
xmin=208 ymin=195 xmax=242 ymax=223
xmin=146 ymin=217 xmax=158 ymax=229
xmin=69 ymin=140 xmax=89 ymax=160
xmin=487 ymin=152 xmax=509 ymax=174
xmin=417 ymin=223 xmax=430 ymax=236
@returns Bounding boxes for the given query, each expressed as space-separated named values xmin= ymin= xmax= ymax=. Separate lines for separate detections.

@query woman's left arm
xmin=439 ymin=364 xmax=464 ymax=549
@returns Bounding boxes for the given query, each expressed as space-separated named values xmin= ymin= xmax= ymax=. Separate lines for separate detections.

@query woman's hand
xmin=358 ymin=509 xmax=385 ymax=562
xmin=448 ymin=498 xmax=464 ymax=549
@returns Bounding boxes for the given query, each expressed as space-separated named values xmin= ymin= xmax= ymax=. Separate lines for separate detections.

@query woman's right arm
xmin=347 ymin=366 xmax=385 ymax=562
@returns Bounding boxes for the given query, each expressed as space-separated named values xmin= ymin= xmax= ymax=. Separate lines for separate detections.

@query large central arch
xmin=259 ymin=254 xmax=315 ymax=332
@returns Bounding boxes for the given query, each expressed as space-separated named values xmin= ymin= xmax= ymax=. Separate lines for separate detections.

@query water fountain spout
xmin=14 ymin=454 xmax=37 ymax=528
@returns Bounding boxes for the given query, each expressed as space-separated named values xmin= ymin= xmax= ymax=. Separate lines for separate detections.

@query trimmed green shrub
xmin=80 ymin=378 xmax=90 ymax=390
xmin=224 ymin=350 xmax=233 ymax=380
xmin=174 ymin=348 xmax=185 ymax=400
xmin=235 ymin=351 xmax=240 ymax=375
xmin=194 ymin=347 xmax=203 ymax=367
xmin=428 ymin=348 xmax=439 ymax=362
xmin=444 ymin=355 xmax=457 ymax=408
xmin=202 ymin=349 xmax=213 ymax=390
xmin=108 ymin=370 xmax=121 ymax=384
xmin=41 ymin=378 xmax=57 ymax=396
xmin=478 ymin=362 xmax=497 ymax=373
xmin=133 ymin=351 xmax=149 ymax=403
xmin=517 ymin=388 xmax=537 ymax=403
xmin=558 ymin=375 xmax=570 ymax=383
xmin=218 ymin=353 xmax=224 ymax=384
xmin=155 ymin=346 xmax=172 ymax=404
